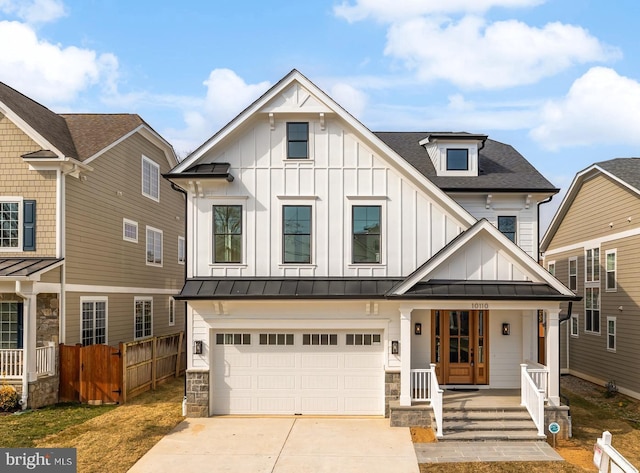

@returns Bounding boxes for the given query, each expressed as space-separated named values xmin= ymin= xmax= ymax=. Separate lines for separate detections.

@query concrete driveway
xmin=127 ymin=417 xmax=419 ymax=473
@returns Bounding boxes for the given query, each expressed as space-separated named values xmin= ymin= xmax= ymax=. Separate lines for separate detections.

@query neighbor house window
xmin=287 ymin=122 xmax=308 ymax=159
xmin=585 ymin=287 xmax=600 ymax=334
xmin=568 ymin=257 xmax=577 ymax=291
xmin=498 ymin=216 xmax=517 ymax=243
xmin=142 ymin=155 xmax=160 ymax=201
xmin=169 ymin=297 xmax=175 ymax=326
xmin=123 ymin=219 xmax=138 ymax=243
xmin=446 ymin=149 xmax=468 ymax=170
xmin=607 ymin=317 xmax=616 ymax=351
xmin=213 ymin=205 xmax=242 ymax=263
xmin=178 ymin=236 xmax=185 ymax=264
xmin=353 ymin=206 xmax=381 ymax=263
xmin=134 ymin=297 xmax=152 ymax=339
xmin=81 ymin=298 xmax=107 ymax=346
xmin=605 ymin=249 xmax=616 ymax=291
xmin=283 ymin=205 xmax=311 ymax=263
xmin=547 ymin=261 xmax=556 ymax=276
xmin=570 ymin=314 xmax=579 ymax=337
xmin=146 ymin=226 xmax=163 ymax=266
xmin=585 ymin=248 xmax=600 ymax=282
xmin=0 ymin=302 xmax=21 ymax=349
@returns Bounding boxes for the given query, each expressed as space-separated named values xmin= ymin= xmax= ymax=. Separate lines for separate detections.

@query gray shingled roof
xmin=375 ymin=132 xmax=558 ymax=192
xmin=595 ymin=158 xmax=640 ymax=191
xmin=0 ymin=258 xmax=63 ymax=277
xmin=0 ymin=82 xmax=78 ymax=159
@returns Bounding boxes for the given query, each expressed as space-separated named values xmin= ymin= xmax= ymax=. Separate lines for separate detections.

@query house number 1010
xmin=471 ymin=303 xmax=489 ymax=309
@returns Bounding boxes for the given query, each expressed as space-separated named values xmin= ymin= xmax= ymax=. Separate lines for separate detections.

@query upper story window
xmin=146 ymin=226 xmax=163 ymax=266
xmin=178 ymin=236 xmax=185 ymax=264
xmin=213 ymin=205 xmax=242 ymax=263
xmin=283 ymin=205 xmax=311 ymax=263
xmin=287 ymin=122 xmax=308 ymax=159
xmin=568 ymin=257 xmax=577 ymax=291
xmin=605 ymin=249 xmax=616 ymax=291
xmin=547 ymin=261 xmax=555 ymax=276
xmin=123 ymin=219 xmax=138 ymax=243
xmin=142 ymin=155 xmax=160 ymax=201
xmin=585 ymin=287 xmax=600 ymax=334
xmin=353 ymin=206 xmax=381 ymax=264
xmin=585 ymin=247 xmax=600 ymax=282
xmin=497 ymin=216 xmax=517 ymax=243
xmin=446 ymin=149 xmax=469 ymax=171
xmin=0 ymin=198 xmax=35 ymax=252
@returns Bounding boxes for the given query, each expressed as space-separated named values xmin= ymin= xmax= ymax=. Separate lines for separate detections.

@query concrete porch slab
xmin=414 ymin=440 xmax=564 ymax=463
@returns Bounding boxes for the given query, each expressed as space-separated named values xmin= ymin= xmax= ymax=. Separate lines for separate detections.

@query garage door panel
xmin=344 ymin=375 xmax=381 ymax=390
xmin=222 ymin=352 xmax=253 ymax=369
xmin=257 ymin=353 xmax=296 ymax=368
xmin=344 ymin=353 xmax=381 ymax=369
xmin=300 ymin=354 xmax=339 ymax=369
xmin=344 ymin=397 xmax=382 ymax=413
xmin=257 ymin=397 xmax=296 ymax=413
xmin=222 ymin=375 xmax=253 ymax=389
xmin=257 ymin=375 xmax=296 ymax=389
xmin=301 ymin=397 xmax=339 ymax=413
xmin=301 ymin=375 xmax=339 ymax=389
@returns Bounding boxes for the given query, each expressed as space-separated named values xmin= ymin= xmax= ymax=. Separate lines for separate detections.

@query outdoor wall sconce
xmin=414 ymin=323 xmax=422 ymax=335
xmin=502 ymin=323 xmax=510 ymax=336
xmin=194 ymin=340 xmax=203 ymax=355
xmin=391 ymin=340 xmax=399 ymax=355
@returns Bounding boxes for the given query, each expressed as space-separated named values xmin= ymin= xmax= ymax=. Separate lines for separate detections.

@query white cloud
xmin=384 ymin=16 xmax=619 ymax=89
xmin=330 ymin=82 xmax=368 ymax=120
xmin=531 ymin=67 xmax=640 ymax=150
xmin=334 ymin=0 xmax=544 ymax=23
xmin=164 ymin=69 xmax=271 ymax=157
xmin=0 ymin=0 xmax=66 ymax=24
xmin=0 ymin=21 xmax=118 ymax=104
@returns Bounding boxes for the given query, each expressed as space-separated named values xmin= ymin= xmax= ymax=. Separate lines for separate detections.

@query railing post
xmin=520 ymin=364 xmax=527 ymax=406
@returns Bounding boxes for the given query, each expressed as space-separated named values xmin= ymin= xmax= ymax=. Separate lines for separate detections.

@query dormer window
xmin=446 ymin=149 xmax=469 ymax=171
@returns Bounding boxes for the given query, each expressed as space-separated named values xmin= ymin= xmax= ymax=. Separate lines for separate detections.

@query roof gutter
xmin=537 ymin=194 xmax=554 ymax=262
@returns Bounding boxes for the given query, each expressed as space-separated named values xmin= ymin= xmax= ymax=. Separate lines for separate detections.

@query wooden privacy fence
xmin=59 ymin=331 xmax=185 ymax=404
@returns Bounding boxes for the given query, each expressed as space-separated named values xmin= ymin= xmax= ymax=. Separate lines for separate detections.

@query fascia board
xmin=0 ymin=100 xmax=65 ymax=158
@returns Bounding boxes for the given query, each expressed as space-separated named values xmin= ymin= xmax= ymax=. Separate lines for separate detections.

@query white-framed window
xmin=585 ymin=247 xmax=600 ymax=282
xmin=352 ymin=206 xmax=381 ymax=264
xmin=607 ymin=317 xmax=616 ymax=352
xmin=568 ymin=257 xmax=578 ymax=292
xmin=570 ymin=314 xmax=579 ymax=337
xmin=134 ymin=297 xmax=153 ymax=340
xmin=286 ymin=122 xmax=309 ymax=159
xmin=547 ymin=261 xmax=556 ymax=277
xmin=216 ymin=333 xmax=251 ymax=345
xmin=497 ymin=216 xmax=517 ymax=243
xmin=142 ymin=155 xmax=160 ymax=201
xmin=178 ymin=236 xmax=185 ymax=264
xmin=168 ymin=297 xmax=175 ymax=326
xmin=81 ymin=297 xmax=107 ymax=346
xmin=283 ymin=205 xmax=312 ymax=264
xmin=123 ymin=219 xmax=138 ymax=243
xmin=146 ymin=226 xmax=163 ymax=266
xmin=0 ymin=301 xmax=21 ymax=349
xmin=585 ymin=287 xmax=600 ymax=334
xmin=0 ymin=197 xmax=22 ymax=251
xmin=213 ymin=205 xmax=242 ymax=263
xmin=446 ymin=148 xmax=469 ymax=171
xmin=605 ymin=249 xmax=616 ymax=291
xmin=259 ymin=333 xmax=294 ymax=345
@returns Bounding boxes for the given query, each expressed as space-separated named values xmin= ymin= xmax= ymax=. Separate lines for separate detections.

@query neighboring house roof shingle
xmin=594 ymin=157 xmax=640 ymax=191
xmin=375 ymin=132 xmax=558 ymax=192
xmin=0 ymin=82 xmax=78 ymax=159
xmin=61 ymin=114 xmax=145 ymax=161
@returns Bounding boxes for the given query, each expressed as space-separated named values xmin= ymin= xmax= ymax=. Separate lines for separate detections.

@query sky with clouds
xmin=1 ymin=0 xmax=640 ymax=228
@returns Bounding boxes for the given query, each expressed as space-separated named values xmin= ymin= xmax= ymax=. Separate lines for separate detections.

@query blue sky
xmin=1 ymin=0 xmax=640 ymax=228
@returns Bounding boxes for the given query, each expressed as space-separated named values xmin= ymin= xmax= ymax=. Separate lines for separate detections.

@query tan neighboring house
xmin=0 ymin=82 xmax=185 ymax=408
xmin=541 ymin=158 xmax=640 ymax=400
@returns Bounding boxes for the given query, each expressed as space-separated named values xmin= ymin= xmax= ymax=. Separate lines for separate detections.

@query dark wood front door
xmin=432 ymin=310 xmax=489 ymax=385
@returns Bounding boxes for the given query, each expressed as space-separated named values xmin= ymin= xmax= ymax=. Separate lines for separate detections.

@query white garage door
xmin=211 ymin=330 xmax=384 ymax=415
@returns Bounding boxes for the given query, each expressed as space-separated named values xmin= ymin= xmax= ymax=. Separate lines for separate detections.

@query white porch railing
xmin=0 ymin=349 xmax=24 ymax=378
xmin=0 ymin=343 xmax=56 ymax=379
xmin=520 ymin=363 xmax=545 ymax=437
xmin=36 ymin=343 xmax=56 ymax=376
xmin=410 ymin=364 xmax=443 ymax=438
xmin=525 ymin=360 xmax=549 ymax=401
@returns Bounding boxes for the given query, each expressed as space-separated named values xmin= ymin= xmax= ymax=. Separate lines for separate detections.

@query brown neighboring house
xmin=541 ymin=158 xmax=640 ymax=399
xmin=0 ymin=82 xmax=185 ymax=408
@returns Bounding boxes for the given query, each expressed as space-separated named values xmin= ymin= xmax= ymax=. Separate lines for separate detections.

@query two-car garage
xmin=211 ymin=330 xmax=385 ymax=415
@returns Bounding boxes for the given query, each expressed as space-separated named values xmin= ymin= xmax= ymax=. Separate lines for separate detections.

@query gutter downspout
xmin=559 ymin=302 xmax=572 ymax=430
xmin=537 ymin=195 xmax=553 ymax=262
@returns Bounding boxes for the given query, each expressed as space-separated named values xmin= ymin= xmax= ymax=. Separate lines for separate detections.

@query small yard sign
xmin=548 ymin=422 xmax=560 ymax=434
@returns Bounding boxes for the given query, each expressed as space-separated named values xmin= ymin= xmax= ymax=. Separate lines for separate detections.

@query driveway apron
xmin=127 ymin=417 xmax=419 ymax=473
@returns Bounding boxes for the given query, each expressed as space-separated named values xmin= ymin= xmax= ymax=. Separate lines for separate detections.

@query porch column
xmin=399 ymin=308 xmax=412 ymax=406
xmin=546 ymin=308 xmax=561 ymax=406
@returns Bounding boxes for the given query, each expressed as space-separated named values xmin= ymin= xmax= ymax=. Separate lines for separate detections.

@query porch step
xmin=439 ymin=407 xmax=545 ymax=442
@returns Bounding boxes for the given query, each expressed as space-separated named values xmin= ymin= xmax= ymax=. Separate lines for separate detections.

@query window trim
xmin=123 ymin=218 xmax=138 ymax=243
xmin=445 ymin=148 xmax=469 ymax=171
xmin=584 ymin=286 xmax=601 ymax=335
xmin=346 ymin=197 xmax=386 ymax=268
xmin=141 ymin=155 xmax=160 ymax=202
xmin=281 ymin=203 xmax=314 ymax=265
xmin=570 ymin=314 xmax=579 ymax=338
xmin=146 ymin=226 xmax=163 ymax=267
xmin=497 ymin=215 xmax=517 ymax=244
xmin=607 ymin=317 xmax=616 ymax=352
xmin=352 ymin=205 xmax=382 ymax=264
xmin=585 ymin=247 xmax=600 ymax=282
xmin=0 ymin=197 xmax=23 ymax=252
xmin=80 ymin=296 xmax=108 ymax=346
xmin=0 ymin=301 xmax=22 ymax=349
xmin=169 ymin=297 xmax=175 ymax=326
xmin=605 ymin=249 xmax=617 ymax=292
xmin=286 ymin=122 xmax=309 ymax=159
xmin=134 ymin=296 xmax=153 ymax=340
xmin=547 ymin=261 xmax=556 ymax=277
xmin=178 ymin=236 xmax=185 ymax=265
xmin=568 ymin=257 xmax=578 ymax=292
xmin=212 ymin=204 xmax=243 ymax=264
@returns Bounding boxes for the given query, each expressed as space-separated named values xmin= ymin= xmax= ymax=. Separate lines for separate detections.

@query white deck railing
xmin=36 ymin=343 xmax=56 ymax=376
xmin=525 ymin=360 xmax=549 ymax=401
xmin=0 ymin=349 xmax=24 ymax=378
xmin=0 ymin=343 xmax=56 ymax=379
xmin=520 ymin=363 xmax=545 ymax=436
xmin=410 ymin=364 xmax=443 ymax=438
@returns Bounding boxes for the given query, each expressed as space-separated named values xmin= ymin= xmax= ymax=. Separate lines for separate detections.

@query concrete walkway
xmin=128 ymin=417 xmax=419 ymax=473
xmin=415 ymin=440 xmax=565 ymax=463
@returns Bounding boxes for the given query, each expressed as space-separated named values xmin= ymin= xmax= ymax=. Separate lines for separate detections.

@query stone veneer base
xmin=186 ymin=369 xmax=210 ymax=417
